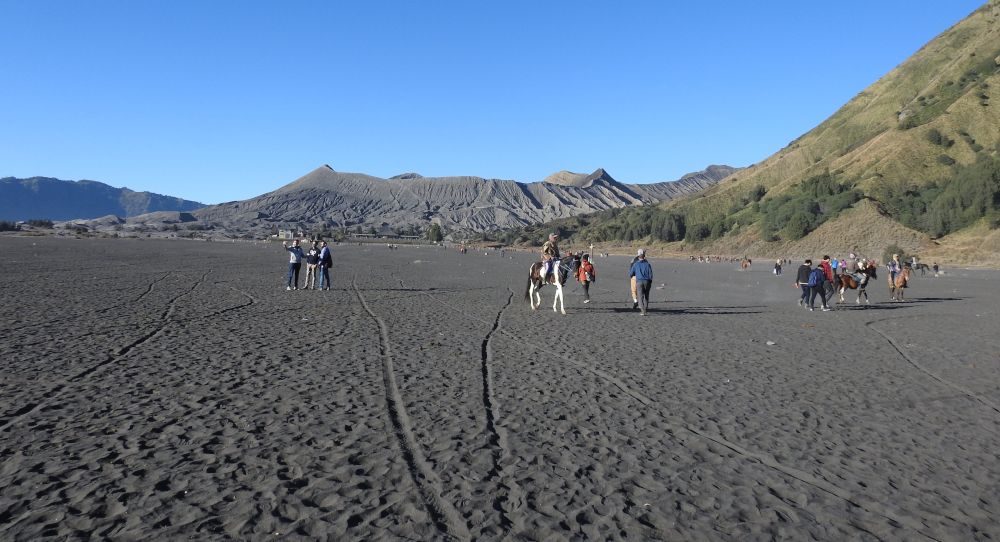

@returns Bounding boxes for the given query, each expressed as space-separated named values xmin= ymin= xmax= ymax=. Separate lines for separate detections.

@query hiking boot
xmin=632 ymin=300 xmax=638 ymax=310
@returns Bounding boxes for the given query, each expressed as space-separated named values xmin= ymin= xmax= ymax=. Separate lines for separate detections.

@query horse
xmin=911 ymin=262 xmax=931 ymax=276
xmin=836 ymin=265 xmax=876 ymax=304
xmin=889 ymin=266 xmax=910 ymax=301
xmin=524 ymin=255 xmax=574 ymax=314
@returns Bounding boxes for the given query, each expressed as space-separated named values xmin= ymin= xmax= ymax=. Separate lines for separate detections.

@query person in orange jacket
xmin=577 ymin=253 xmax=596 ymax=304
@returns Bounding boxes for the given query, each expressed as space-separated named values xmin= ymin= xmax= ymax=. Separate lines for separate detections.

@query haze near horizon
xmin=0 ymin=0 xmax=986 ymax=204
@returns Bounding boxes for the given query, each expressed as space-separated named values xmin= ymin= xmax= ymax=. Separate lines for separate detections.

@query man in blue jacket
xmin=629 ymin=249 xmax=653 ymax=315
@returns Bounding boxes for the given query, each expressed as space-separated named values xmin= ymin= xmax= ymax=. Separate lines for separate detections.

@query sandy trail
xmin=1 ymin=238 xmax=999 ymax=541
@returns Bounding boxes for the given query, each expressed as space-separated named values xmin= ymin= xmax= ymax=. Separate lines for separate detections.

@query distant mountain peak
xmin=390 ymin=173 xmax=424 ymax=180
xmin=542 ymin=168 xmax=614 ymax=188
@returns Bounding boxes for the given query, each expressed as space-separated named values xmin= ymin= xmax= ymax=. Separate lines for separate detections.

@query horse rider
xmin=541 ymin=233 xmax=560 ymax=281
xmin=887 ymin=254 xmax=903 ymax=285
xmin=841 ymin=253 xmax=861 ymax=281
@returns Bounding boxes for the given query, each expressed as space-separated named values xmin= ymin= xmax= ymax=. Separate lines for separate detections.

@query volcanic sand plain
xmin=1 ymin=237 xmax=1000 ymax=541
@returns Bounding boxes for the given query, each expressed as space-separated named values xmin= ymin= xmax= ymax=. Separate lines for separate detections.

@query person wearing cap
xmin=629 ymin=249 xmax=653 ymax=315
xmin=841 ymin=253 xmax=860 ymax=281
xmin=629 ymin=250 xmax=642 ymax=309
xmin=577 ymin=253 xmax=596 ymax=303
xmin=541 ymin=233 xmax=560 ymax=280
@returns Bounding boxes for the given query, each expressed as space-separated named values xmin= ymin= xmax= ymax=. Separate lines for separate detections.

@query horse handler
xmin=577 ymin=253 xmax=596 ymax=303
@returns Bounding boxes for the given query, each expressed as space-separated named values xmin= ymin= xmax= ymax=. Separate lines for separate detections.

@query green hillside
xmin=498 ymin=1 xmax=1000 ymax=265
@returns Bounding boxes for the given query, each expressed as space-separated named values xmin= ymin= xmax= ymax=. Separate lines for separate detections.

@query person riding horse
xmin=887 ymin=254 xmax=903 ymax=287
xmin=841 ymin=253 xmax=862 ymax=281
xmin=541 ymin=233 xmax=560 ymax=282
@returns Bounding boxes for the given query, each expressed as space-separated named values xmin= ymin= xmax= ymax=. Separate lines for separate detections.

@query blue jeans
xmin=287 ymin=262 xmax=301 ymax=287
xmin=319 ymin=266 xmax=330 ymax=289
xmin=799 ymin=284 xmax=810 ymax=304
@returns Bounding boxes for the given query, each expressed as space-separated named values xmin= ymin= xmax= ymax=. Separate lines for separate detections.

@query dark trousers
xmin=287 ymin=262 xmax=301 ymax=287
xmin=809 ymin=283 xmax=828 ymax=308
xmin=635 ymin=280 xmax=651 ymax=313
xmin=581 ymin=282 xmax=590 ymax=301
xmin=799 ymin=284 xmax=810 ymax=304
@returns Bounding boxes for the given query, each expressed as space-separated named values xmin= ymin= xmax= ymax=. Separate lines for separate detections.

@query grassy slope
xmin=654 ymin=1 xmax=1000 ymax=263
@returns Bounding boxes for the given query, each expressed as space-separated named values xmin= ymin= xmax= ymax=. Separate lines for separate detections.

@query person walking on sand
xmin=630 ymin=249 xmax=653 ymax=315
xmin=283 ymin=240 xmax=304 ymax=290
xmin=629 ymin=251 xmax=641 ymax=309
xmin=774 ymin=259 xmax=782 ymax=276
xmin=304 ymin=241 xmax=320 ymax=290
xmin=809 ymin=256 xmax=833 ymax=311
xmin=795 ymin=259 xmax=813 ymax=307
xmin=577 ymin=253 xmax=596 ymax=304
xmin=318 ymin=241 xmax=332 ymax=291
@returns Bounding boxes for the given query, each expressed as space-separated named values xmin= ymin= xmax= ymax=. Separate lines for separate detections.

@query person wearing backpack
xmin=807 ymin=263 xmax=832 ymax=311
xmin=318 ymin=241 xmax=332 ymax=291
xmin=577 ymin=253 xmax=596 ymax=304
xmin=794 ymin=259 xmax=813 ymax=307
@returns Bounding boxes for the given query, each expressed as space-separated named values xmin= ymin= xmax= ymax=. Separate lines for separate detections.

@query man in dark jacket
xmin=629 ymin=249 xmax=653 ymax=315
xmin=318 ymin=241 xmax=332 ymax=290
xmin=795 ymin=259 xmax=812 ymax=307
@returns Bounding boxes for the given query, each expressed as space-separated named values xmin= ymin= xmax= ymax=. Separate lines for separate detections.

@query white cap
xmin=637 ymin=249 xmax=645 ymax=255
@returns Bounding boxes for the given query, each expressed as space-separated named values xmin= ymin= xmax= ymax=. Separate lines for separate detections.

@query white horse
xmin=524 ymin=256 xmax=573 ymax=314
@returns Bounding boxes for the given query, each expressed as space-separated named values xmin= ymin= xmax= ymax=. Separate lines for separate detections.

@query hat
xmin=549 ymin=232 xmax=558 ymax=237
xmin=582 ymin=253 xmax=590 ymax=260
xmin=637 ymin=249 xmax=645 ymax=255
xmin=850 ymin=253 xmax=856 ymax=259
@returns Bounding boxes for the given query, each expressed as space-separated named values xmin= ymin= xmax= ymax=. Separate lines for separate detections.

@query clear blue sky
xmin=0 ymin=1 xmax=987 ymax=204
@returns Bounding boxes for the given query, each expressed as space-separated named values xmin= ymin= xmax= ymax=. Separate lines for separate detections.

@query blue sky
xmin=0 ymin=0 xmax=987 ymax=204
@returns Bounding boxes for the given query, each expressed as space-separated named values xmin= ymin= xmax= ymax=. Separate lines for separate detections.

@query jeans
xmin=635 ymin=280 xmax=651 ymax=313
xmin=287 ymin=262 xmax=301 ymax=288
xmin=809 ymin=283 xmax=828 ymax=308
xmin=799 ymin=284 xmax=810 ymax=304
xmin=319 ymin=266 xmax=331 ymax=289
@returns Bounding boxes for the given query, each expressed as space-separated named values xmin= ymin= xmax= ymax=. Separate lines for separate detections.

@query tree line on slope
xmin=474 ymin=153 xmax=1000 ymax=247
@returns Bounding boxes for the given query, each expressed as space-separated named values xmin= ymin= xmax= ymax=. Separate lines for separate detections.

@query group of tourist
xmin=282 ymin=239 xmax=333 ymax=290
xmin=792 ymin=253 xmax=876 ymax=311
xmin=540 ymin=233 xmax=654 ymax=314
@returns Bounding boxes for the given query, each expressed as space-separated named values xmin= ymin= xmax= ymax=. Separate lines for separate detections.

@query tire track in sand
xmin=418 ymin=292 xmax=939 ymax=542
xmin=866 ymin=316 xmax=1000 ymax=416
xmin=0 ymin=270 xmax=213 ymax=435
xmin=350 ymin=273 xmax=470 ymax=542
xmin=479 ymin=286 xmax=525 ymax=537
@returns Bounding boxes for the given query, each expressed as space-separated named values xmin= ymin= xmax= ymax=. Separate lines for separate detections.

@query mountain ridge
xmin=0 ymin=176 xmax=206 ymax=222
xmin=114 ymin=164 xmax=740 ymax=237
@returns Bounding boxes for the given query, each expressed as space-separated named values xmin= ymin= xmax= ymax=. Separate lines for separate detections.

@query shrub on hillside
xmin=882 ymin=244 xmax=909 ymax=266
xmin=937 ymin=154 xmax=956 ymax=166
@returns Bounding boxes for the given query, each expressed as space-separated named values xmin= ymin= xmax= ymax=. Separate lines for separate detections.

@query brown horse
xmin=889 ymin=266 xmax=910 ymax=301
xmin=524 ymin=255 xmax=574 ymax=313
xmin=836 ymin=265 xmax=876 ymax=304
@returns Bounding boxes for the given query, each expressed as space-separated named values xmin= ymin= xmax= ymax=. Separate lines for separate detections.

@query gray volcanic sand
xmin=1 ymin=238 xmax=999 ymax=541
